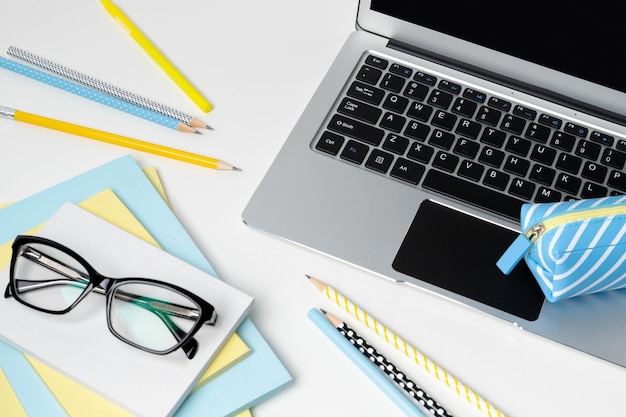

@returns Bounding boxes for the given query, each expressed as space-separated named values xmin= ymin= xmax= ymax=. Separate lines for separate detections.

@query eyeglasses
xmin=4 ymin=235 xmax=218 ymax=359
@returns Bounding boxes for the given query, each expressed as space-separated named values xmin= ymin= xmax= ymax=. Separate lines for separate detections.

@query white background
xmin=0 ymin=1 xmax=624 ymax=416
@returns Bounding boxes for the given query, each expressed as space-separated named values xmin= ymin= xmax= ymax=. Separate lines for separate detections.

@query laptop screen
xmin=370 ymin=1 xmax=626 ymax=94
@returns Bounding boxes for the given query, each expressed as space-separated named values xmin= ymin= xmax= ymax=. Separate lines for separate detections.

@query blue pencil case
xmin=497 ymin=195 xmax=626 ymax=302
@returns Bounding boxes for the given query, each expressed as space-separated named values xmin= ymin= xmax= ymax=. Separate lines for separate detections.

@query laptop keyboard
xmin=313 ymin=53 xmax=626 ymax=221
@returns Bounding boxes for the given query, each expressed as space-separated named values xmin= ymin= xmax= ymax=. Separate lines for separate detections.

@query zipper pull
xmin=496 ymin=234 xmax=533 ymax=274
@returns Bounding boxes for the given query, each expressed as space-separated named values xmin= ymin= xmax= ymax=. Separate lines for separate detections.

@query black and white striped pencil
xmin=325 ymin=311 xmax=453 ymax=417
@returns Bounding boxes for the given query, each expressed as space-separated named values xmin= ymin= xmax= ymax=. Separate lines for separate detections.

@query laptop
xmin=243 ymin=1 xmax=626 ymax=367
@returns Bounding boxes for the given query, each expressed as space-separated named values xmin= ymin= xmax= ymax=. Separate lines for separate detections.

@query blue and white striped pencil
xmin=0 ymin=56 xmax=197 ymax=133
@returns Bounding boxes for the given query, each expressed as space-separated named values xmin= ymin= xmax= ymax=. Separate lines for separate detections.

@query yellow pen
xmin=0 ymin=105 xmax=238 ymax=170
xmin=100 ymin=0 xmax=213 ymax=113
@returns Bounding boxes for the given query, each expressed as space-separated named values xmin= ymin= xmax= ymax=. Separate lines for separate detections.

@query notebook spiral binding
xmin=7 ymin=46 xmax=193 ymax=126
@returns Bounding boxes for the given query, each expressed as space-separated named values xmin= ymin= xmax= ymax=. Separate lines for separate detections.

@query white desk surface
xmin=1 ymin=1 xmax=624 ymax=416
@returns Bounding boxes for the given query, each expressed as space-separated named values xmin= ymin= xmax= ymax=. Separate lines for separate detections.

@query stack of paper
xmin=0 ymin=155 xmax=292 ymax=417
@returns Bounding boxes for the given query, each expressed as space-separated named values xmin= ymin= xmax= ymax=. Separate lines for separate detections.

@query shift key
xmin=328 ymin=114 xmax=385 ymax=146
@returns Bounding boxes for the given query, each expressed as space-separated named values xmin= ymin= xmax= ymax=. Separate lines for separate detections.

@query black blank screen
xmin=371 ymin=1 xmax=626 ymax=93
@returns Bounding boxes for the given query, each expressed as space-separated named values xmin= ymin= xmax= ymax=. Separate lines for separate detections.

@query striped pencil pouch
xmin=497 ymin=195 xmax=626 ymax=302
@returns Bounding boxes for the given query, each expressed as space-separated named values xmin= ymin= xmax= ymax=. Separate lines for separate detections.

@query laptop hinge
xmin=387 ymin=39 xmax=626 ymax=127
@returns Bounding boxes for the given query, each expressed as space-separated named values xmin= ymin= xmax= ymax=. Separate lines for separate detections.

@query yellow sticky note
xmin=0 ymin=368 xmax=28 ymax=417
xmin=194 ymin=332 xmax=250 ymax=391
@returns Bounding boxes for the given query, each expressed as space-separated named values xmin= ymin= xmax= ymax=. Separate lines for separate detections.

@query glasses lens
xmin=12 ymin=242 xmax=90 ymax=312
xmin=109 ymin=282 xmax=202 ymax=353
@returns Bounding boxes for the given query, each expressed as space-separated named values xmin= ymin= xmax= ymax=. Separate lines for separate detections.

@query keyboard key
xmin=601 ymin=148 xmax=626 ymax=169
xmin=455 ymin=118 xmax=481 ymax=139
xmin=365 ymin=55 xmax=388 ymax=69
xmin=453 ymin=137 xmax=480 ymax=159
xmin=617 ymin=139 xmax=626 ymax=152
xmin=488 ymin=97 xmax=512 ymax=111
xmin=427 ymin=90 xmax=454 ymax=109
xmin=404 ymin=120 xmax=431 ymax=140
xmin=403 ymin=82 xmax=429 ymax=101
xmin=575 ymin=139 xmax=601 ymax=160
xmin=432 ymin=151 xmax=460 ymax=172
xmin=347 ymin=81 xmax=385 ymax=105
xmin=564 ymin=122 xmax=589 ymax=138
xmin=429 ymin=129 xmax=455 ymax=150
xmin=382 ymin=94 xmax=409 ymax=113
xmin=513 ymin=105 xmax=537 ymax=120
xmin=451 ymin=98 xmax=478 ymax=118
xmin=501 ymin=114 xmax=526 ymax=135
xmin=476 ymin=106 xmax=502 ymax=126
xmin=608 ymin=170 xmax=626 ymax=192
xmin=530 ymin=144 xmax=557 ymax=165
xmin=406 ymin=102 xmax=434 ymax=122
xmin=422 ymin=170 xmax=523 ymax=220
xmin=484 ymin=169 xmax=510 ymax=191
xmin=535 ymin=187 xmax=562 ymax=203
xmin=438 ymin=80 xmax=462 ymax=94
xmin=478 ymin=146 xmax=505 ymax=167
xmin=525 ymin=123 xmax=551 ymax=143
xmin=581 ymin=182 xmax=607 ymax=199
xmin=463 ymin=88 xmax=486 ymax=103
xmin=328 ymin=114 xmax=385 ymax=145
xmin=509 ymin=178 xmax=536 ymax=200
xmin=551 ymin=131 xmax=576 ymax=152
xmin=356 ymin=65 xmax=382 ymax=85
xmin=529 ymin=164 xmax=556 ymax=186
xmin=431 ymin=110 xmax=457 ymax=130
xmin=479 ymin=127 xmax=506 ymax=147
xmin=380 ymin=112 xmax=407 ymax=133
xmin=555 ymin=173 xmax=582 ymax=195
xmin=316 ymin=131 xmax=345 ymax=155
xmin=539 ymin=114 xmax=563 ymax=129
xmin=365 ymin=149 xmax=394 ymax=173
xmin=504 ymin=155 xmax=530 ymax=177
xmin=590 ymin=131 xmax=614 ymax=146
xmin=414 ymin=71 xmax=437 ymax=86
xmin=390 ymin=158 xmax=426 ymax=184
xmin=505 ymin=136 xmax=532 ymax=156
xmin=555 ymin=153 xmax=582 ymax=174
xmin=407 ymin=142 xmax=435 ymax=163
xmin=380 ymin=73 xmax=406 ymax=93
xmin=581 ymin=162 xmax=608 ymax=183
xmin=457 ymin=160 xmax=485 ymax=181
xmin=390 ymin=63 xmax=413 ymax=77
xmin=338 ymin=98 xmax=382 ymax=124
xmin=382 ymin=134 xmax=409 ymax=154
xmin=340 ymin=139 xmax=370 ymax=164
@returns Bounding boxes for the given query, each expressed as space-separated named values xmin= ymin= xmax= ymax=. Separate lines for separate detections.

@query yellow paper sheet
xmin=1 ymin=168 xmax=250 ymax=416
xmin=0 ymin=368 xmax=28 ymax=417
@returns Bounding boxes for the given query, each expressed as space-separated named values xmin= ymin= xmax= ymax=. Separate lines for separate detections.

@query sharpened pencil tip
xmin=232 ymin=166 xmax=242 ymax=172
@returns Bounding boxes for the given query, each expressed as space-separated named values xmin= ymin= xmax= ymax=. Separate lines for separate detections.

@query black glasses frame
xmin=4 ymin=235 xmax=218 ymax=359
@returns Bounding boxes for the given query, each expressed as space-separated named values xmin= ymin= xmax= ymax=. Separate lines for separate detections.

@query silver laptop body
xmin=243 ymin=1 xmax=626 ymax=366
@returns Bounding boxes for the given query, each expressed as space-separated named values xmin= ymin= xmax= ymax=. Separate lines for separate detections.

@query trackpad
xmin=392 ymin=200 xmax=544 ymax=321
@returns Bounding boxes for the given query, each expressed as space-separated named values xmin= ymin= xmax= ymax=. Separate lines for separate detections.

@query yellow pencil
xmin=0 ymin=105 xmax=238 ymax=171
xmin=100 ymin=0 xmax=213 ymax=113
